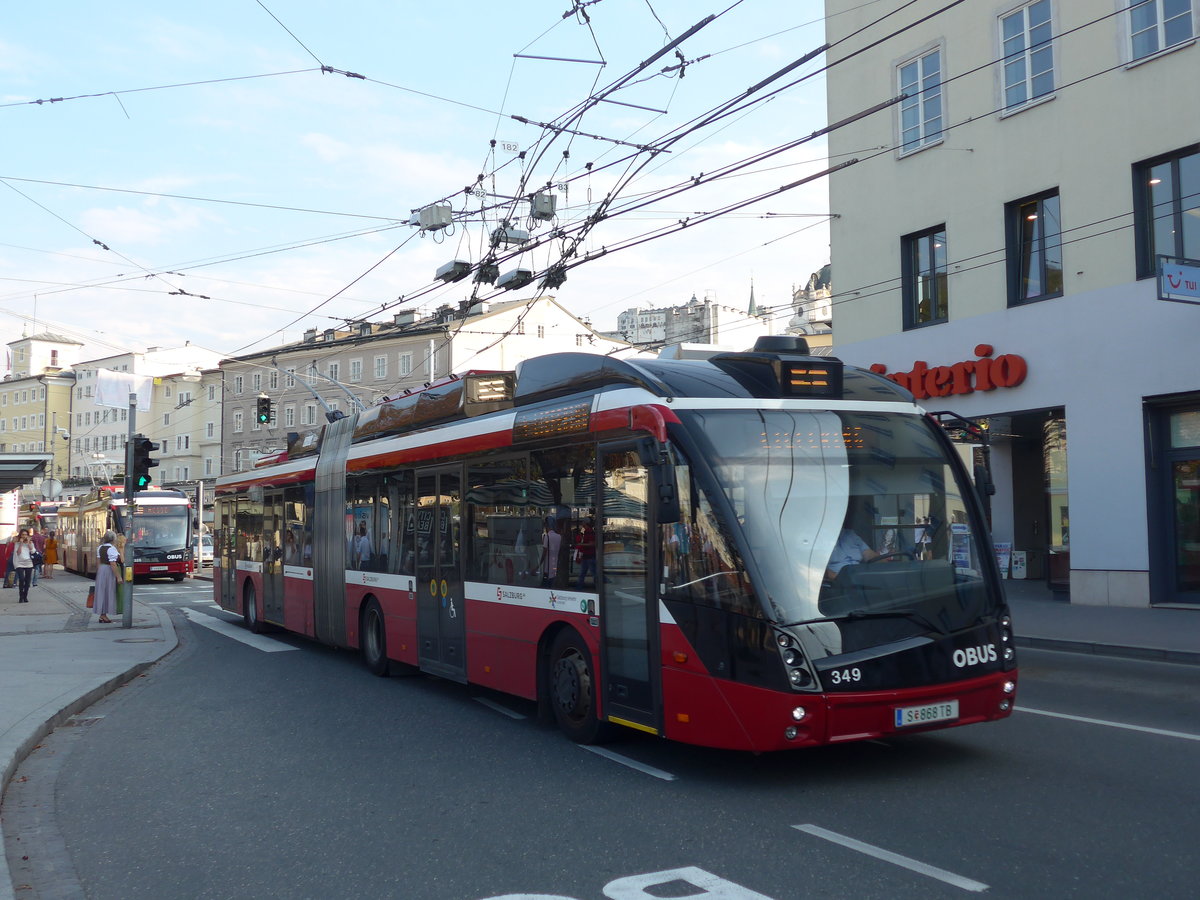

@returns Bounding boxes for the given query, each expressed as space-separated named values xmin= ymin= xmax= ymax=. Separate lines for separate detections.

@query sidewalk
xmin=1 ymin=568 xmax=1198 ymax=899
xmin=0 ymin=569 xmax=177 ymax=900
xmin=1003 ymin=578 xmax=1200 ymax=665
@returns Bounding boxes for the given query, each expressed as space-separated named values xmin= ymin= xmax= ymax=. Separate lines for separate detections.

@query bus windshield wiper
xmin=843 ymin=607 xmax=944 ymax=634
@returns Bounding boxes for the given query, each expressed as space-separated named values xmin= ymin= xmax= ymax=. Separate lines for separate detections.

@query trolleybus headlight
xmin=783 ymin=648 xmax=802 ymax=666
xmin=791 ymin=706 xmax=807 ymax=722
xmin=1003 ymin=647 xmax=1015 ymax=662
xmin=999 ymin=700 xmax=1012 ymax=712
xmin=776 ymin=633 xmax=792 ymax=648
xmin=788 ymin=669 xmax=812 ymax=687
xmin=784 ymin=726 xmax=800 ymax=740
xmin=1002 ymin=680 xmax=1016 ymax=694
xmin=1000 ymin=615 xmax=1012 ymax=629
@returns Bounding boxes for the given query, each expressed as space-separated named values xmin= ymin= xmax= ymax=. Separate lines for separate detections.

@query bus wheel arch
xmin=544 ymin=626 xmax=612 ymax=745
xmin=359 ymin=596 xmax=389 ymax=677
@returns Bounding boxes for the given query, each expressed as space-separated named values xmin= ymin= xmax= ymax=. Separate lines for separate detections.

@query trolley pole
xmin=122 ymin=392 xmax=136 ymax=629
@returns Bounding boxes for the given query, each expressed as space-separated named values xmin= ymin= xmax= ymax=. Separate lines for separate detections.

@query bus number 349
xmin=828 ymin=667 xmax=862 ymax=685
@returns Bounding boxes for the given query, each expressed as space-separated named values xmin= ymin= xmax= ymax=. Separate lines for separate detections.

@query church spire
xmin=747 ymin=278 xmax=758 ymax=317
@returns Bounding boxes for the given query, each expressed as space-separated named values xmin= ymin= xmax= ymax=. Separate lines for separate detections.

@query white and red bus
xmin=213 ymin=339 xmax=1017 ymax=751
xmin=59 ymin=487 xmax=194 ymax=580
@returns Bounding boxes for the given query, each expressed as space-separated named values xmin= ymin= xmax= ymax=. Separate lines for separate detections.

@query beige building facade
xmin=824 ymin=0 xmax=1200 ymax=607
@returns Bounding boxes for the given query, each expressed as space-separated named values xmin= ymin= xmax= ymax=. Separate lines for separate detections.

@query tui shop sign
xmin=869 ymin=344 xmax=1027 ymax=399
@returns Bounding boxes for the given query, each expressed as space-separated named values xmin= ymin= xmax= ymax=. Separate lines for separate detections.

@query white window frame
xmin=284 ymin=406 xmax=296 ymax=427
xmin=234 ymin=375 xmax=244 ymax=395
xmin=349 ymin=359 xmax=363 ymax=382
xmin=896 ymin=45 xmax=944 ymax=156
xmin=233 ymin=410 xmax=244 ymax=433
xmin=398 ymin=352 xmax=413 ymax=377
xmin=374 ymin=355 xmax=387 ymax=379
xmin=999 ymin=1 xmax=1055 ymax=112
xmin=1129 ymin=0 xmax=1195 ymax=61
xmin=327 ymin=361 xmax=340 ymax=382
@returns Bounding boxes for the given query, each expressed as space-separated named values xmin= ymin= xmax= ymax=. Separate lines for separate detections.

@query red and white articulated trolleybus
xmin=59 ymin=487 xmax=195 ymax=581
xmin=213 ymin=338 xmax=1017 ymax=751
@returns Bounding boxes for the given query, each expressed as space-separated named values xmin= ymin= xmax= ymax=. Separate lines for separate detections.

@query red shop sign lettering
xmin=869 ymin=344 xmax=1027 ymax=400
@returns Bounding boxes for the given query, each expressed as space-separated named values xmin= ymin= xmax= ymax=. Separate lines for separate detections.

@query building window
xmin=207 ymin=385 xmax=216 ymax=401
xmin=269 ymin=370 xmax=278 ymax=390
xmin=398 ymin=353 xmax=413 ymax=376
xmin=284 ymin=406 xmax=296 ymax=427
xmin=162 ymin=413 xmax=170 ymax=427
xmin=349 ymin=359 xmax=363 ymax=382
xmin=328 ymin=362 xmax=340 ymax=382
xmin=205 ymin=458 xmax=215 ymax=476
xmin=897 ymin=47 xmax=943 ymax=154
xmin=1134 ymin=145 xmax=1200 ymax=278
xmin=1006 ymin=190 xmax=1063 ymax=305
xmin=233 ymin=410 xmax=243 ymax=433
xmin=537 ymin=325 xmax=546 ymax=339
xmin=374 ymin=355 xmax=387 ymax=379
xmin=303 ymin=404 xmax=316 ymax=426
xmin=234 ymin=375 xmax=243 ymax=395
xmin=252 ymin=373 xmax=261 ymax=391
xmin=285 ymin=368 xmax=296 ymax=388
xmin=1130 ymin=0 xmax=1193 ymax=60
xmin=50 ymin=350 xmax=59 ymax=366
xmin=901 ymin=225 xmax=949 ymax=329
xmin=206 ymin=422 xmax=215 ymax=438
xmin=1001 ymin=1 xmax=1054 ymax=110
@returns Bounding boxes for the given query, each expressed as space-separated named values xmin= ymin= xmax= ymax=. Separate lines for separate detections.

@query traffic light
xmin=130 ymin=434 xmax=159 ymax=490
xmin=256 ymin=394 xmax=272 ymax=425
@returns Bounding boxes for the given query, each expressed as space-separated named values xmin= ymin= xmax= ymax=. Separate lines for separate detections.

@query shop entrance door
xmin=1150 ymin=404 xmax=1200 ymax=606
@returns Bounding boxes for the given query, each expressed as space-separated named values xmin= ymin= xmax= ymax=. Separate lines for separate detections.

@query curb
xmin=1015 ymin=635 xmax=1200 ymax=667
xmin=0 ymin=604 xmax=179 ymax=900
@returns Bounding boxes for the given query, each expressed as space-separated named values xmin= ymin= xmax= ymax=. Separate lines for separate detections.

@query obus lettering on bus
xmin=953 ymin=644 xmax=998 ymax=667
xmin=869 ymin=344 xmax=1028 ymax=400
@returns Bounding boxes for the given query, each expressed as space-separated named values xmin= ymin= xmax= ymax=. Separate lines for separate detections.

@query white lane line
xmin=794 ymin=825 xmax=988 ymax=893
xmin=181 ymin=607 xmax=297 ymax=653
xmin=580 ymin=745 xmax=677 ymax=781
xmin=1017 ymin=706 xmax=1200 ymax=742
xmin=473 ymin=697 xmax=527 ymax=719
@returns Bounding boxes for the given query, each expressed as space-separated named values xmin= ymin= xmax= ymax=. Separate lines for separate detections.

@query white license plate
xmin=894 ymin=699 xmax=959 ymax=728
xmin=150 ymin=565 xmax=169 ymax=571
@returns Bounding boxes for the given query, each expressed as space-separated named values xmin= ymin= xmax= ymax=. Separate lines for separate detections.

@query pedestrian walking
xmin=12 ymin=528 xmax=35 ymax=603
xmin=94 ymin=530 xmax=121 ymax=624
xmin=30 ymin=526 xmax=46 ymax=586
xmin=42 ymin=529 xmax=58 ymax=578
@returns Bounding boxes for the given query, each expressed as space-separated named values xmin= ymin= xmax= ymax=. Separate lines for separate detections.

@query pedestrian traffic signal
xmin=256 ymin=395 xmax=272 ymax=425
xmin=130 ymin=435 xmax=159 ymax=490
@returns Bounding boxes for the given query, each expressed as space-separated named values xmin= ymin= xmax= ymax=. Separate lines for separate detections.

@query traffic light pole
xmin=122 ymin=392 xmax=136 ymax=629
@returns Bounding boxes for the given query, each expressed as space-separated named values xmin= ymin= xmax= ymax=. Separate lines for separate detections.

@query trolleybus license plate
xmin=894 ymin=700 xmax=959 ymax=728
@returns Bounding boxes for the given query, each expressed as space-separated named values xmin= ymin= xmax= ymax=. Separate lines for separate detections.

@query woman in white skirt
xmin=94 ymin=530 xmax=121 ymax=624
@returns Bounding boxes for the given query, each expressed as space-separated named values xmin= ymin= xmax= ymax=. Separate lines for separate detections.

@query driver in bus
xmin=824 ymin=510 xmax=879 ymax=582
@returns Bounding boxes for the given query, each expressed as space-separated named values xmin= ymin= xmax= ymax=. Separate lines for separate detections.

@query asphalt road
xmin=7 ymin=580 xmax=1200 ymax=900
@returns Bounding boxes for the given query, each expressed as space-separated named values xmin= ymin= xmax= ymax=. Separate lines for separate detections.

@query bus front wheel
xmin=360 ymin=599 xmax=389 ymax=677
xmin=548 ymin=629 xmax=611 ymax=744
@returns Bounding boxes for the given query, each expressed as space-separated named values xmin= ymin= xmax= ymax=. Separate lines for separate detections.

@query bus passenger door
xmin=415 ymin=466 xmax=466 ymax=683
xmin=598 ymin=443 xmax=660 ymax=734
xmin=262 ymin=490 xmax=285 ymax=624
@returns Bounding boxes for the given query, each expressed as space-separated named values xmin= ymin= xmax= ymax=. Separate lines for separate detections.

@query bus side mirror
xmin=654 ymin=463 xmax=681 ymax=524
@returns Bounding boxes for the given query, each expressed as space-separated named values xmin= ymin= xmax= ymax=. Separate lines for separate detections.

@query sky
xmin=0 ymin=1 xmax=832 ymax=368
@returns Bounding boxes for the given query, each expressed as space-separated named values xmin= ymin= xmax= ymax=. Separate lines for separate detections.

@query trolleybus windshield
xmin=679 ymin=409 xmax=998 ymax=632
xmin=121 ymin=506 xmax=190 ymax=550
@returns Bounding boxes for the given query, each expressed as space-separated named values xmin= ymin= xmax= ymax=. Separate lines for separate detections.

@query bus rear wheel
xmin=243 ymin=582 xmax=263 ymax=634
xmin=548 ymin=629 xmax=611 ymax=744
xmin=360 ymin=599 xmax=389 ymax=677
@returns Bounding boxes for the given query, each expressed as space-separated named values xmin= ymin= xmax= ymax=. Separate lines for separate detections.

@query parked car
xmin=197 ymin=533 xmax=214 ymax=566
